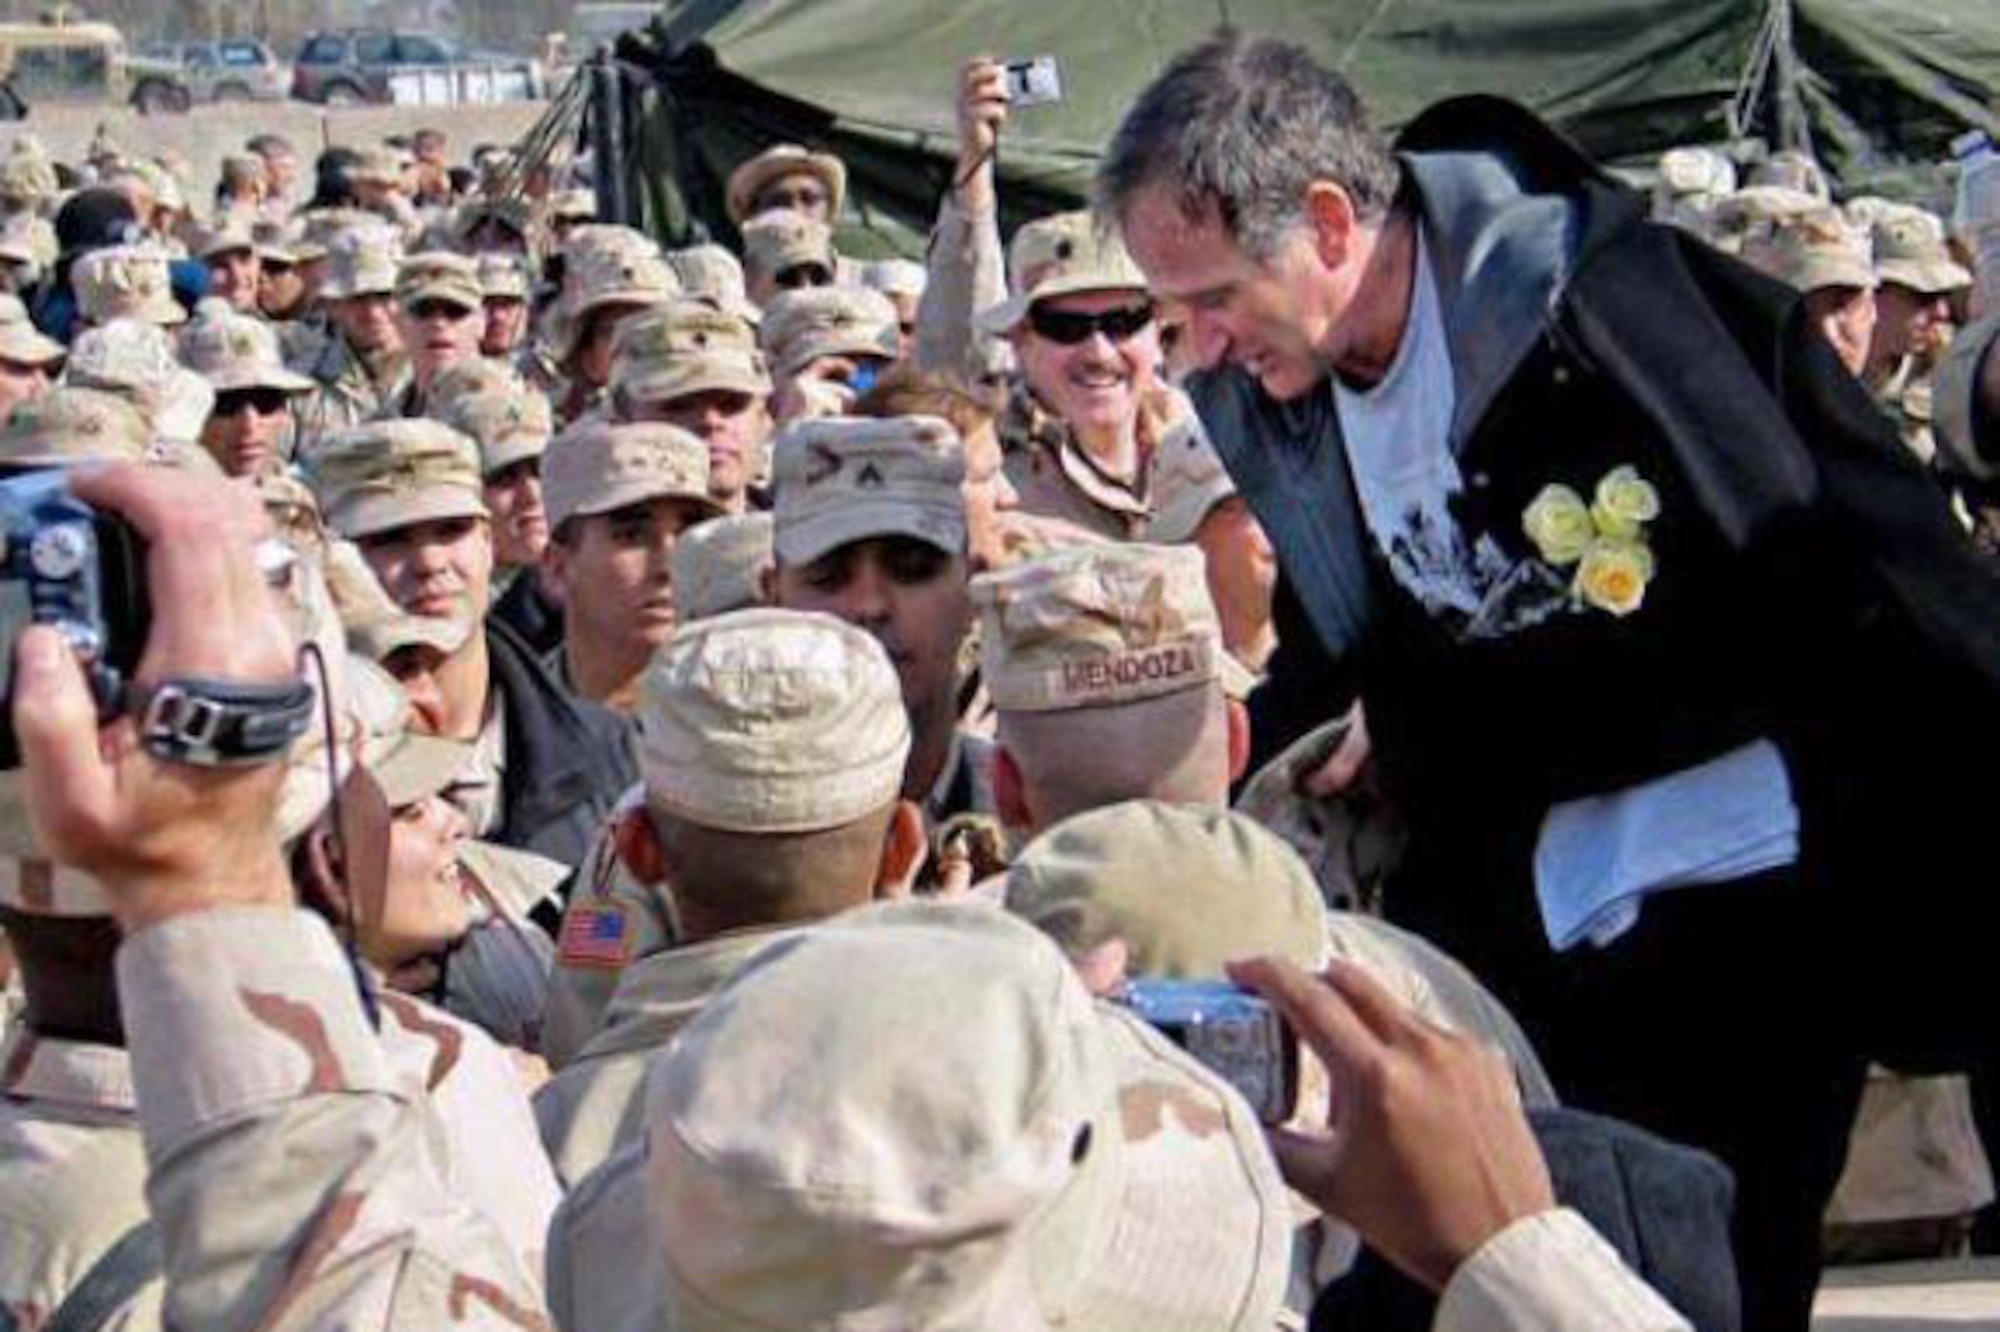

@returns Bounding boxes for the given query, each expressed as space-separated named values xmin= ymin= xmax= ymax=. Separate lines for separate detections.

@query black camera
xmin=0 ymin=469 xmax=148 ymax=769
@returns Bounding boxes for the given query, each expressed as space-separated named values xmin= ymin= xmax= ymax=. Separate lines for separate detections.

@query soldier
xmin=1746 ymin=205 xmax=1878 ymax=377
xmin=860 ymin=256 xmax=927 ymax=356
xmin=253 ymin=221 xmax=312 ymax=323
xmin=65 ymin=318 xmax=215 ymax=455
xmin=1867 ymin=210 xmax=1973 ymax=462
xmin=349 ymin=143 xmax=420 ymax=235
xmin=533 ymin=608 xmax=923 ymax=1184
xmin=759 ymin=284 xmax=901 ymax=422
xmin=0 ymin=292 xmax=63 ymax=417
xmin=477 ymin=251 xmax=532 ymax=359
xmin=1650 ymin=146 xmax=1736 ymax=238
xmin=178 ymin=302 xmax=316 ymax=477
xmin=664 ymin=242 xmax=761 ymax=324
xmin=294 ymin=226 xmax=409 ymax=460
xmin=608 ymin=298 xmax=774 ymax=514
xmin=540 ymin=419 xmax=724 ymax=711
xmin=724 ymin=142 xmax=846 ymax=225
xmin=772 ymin=415 xmax=997 ymax=836
xmin=978 ymin=211 xmax=1213 ymax=540
xmin=429 ymin=361 xmax=561 ymax=652
xmin=546 ymin=225 xmax=678 ymax=422
xmin=191 ymin=218 xmax=262 ymax=316
xmin=740 ymin=207 xmax=837 ymax=310
xmin=976 ymin=541 xmax=1246 ymax=837
xmin=382 ymin=251 xmax=487 ymax=418
xmin=309 ymin=418 xmax=636 ymax=868
xmin=671 ymin=511 xmax=774 ymax=622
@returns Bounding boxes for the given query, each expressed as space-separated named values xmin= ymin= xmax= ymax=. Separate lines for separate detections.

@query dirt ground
xmin=0 ymin=99 xmax=550 ymax=197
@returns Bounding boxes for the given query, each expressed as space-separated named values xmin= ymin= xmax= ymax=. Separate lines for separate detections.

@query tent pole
xmin=590 ymin=51 xmax=632 ymax=226
xmin=1771 ymin=0 xmax=1808 ymax=154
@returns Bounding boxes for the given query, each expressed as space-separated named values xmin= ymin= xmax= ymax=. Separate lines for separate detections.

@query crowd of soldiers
xmin=0 ymin=37 xmax=1995 ymax=1332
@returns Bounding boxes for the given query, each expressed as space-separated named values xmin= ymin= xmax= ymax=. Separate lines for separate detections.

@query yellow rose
xmin=1574 ymin=538 xmax=1653 ymax=616
xmin=1522 ymin=484 xmax=1594 ymax=565
xmin=1591 ymin=465 xmax=1661 ymax=541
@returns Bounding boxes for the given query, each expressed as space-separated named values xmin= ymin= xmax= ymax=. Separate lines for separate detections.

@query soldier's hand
xmin=955 ymin=57 xmax=1009 ymax=211
xmin=13 ymin=465 xmax=297 ymax=932
xmin=1229 ymin=955 xmax=1555 ymax=1292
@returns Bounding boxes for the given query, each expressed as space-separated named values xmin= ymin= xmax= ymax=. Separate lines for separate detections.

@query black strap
xmin=40 ymin=1221 xmax=162 ymax=1332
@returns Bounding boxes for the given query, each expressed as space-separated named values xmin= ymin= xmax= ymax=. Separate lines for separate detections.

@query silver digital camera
xmin=1003 ymin=55 xmax=1063 ymax=108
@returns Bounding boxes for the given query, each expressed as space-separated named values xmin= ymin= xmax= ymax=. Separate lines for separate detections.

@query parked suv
xmin=141 ymin=38 xmax=288 ymax=103
xmin=0 ymin=19 xmax=190 ymax=117
xmin=291 ymin=28 xmax=543 ymax=105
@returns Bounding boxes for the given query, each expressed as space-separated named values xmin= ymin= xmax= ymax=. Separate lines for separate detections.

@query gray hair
xmin=1096 ymin=31 xmax=1401 ymax=261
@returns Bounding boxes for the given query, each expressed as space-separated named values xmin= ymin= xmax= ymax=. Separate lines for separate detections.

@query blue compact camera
xmin=1119 ymin=978 xmax=1299 ymax=1125
xmin=0 ymin=470 xmax=148 ymax=769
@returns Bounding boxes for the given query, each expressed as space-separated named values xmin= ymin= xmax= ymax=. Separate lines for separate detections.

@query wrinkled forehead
xmin=1113 ymin=186 xmax=1265 ymax=297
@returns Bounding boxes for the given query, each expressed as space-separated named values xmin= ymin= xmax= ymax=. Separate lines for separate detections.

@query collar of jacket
xmin=485 ymin=616 xmax=635 ymax=854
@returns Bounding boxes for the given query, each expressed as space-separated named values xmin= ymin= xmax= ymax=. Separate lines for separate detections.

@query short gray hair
xmin=1097 ymin=32 xmax=1401 ymax=261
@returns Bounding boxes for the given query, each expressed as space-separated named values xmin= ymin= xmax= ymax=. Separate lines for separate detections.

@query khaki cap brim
xmin=134 ymin=294 xmax=188 ymax=326
xmin=563 ymin=473 xmax=723 ymax=527
xmin=775 ymin=498 xmax=964 ymax=567
xmin=399 ymin=285 xmax=482 ymax=315
xmin=0 ymin=325 xmax=65 ymax=367
xmin=974 ymin=270 xmax=1151 ymax=337
xmin=348 ymin=606 xmax=476 ymax=662
xmin=327 ymin=274 xmax=398 ymax=300
xmin=1877 ymin=258 xmax=1973 ymax=295
xmin=774 ymin=329 xmax=895 ymax=378
xmin=1787 ymin=255 xmax=1875 ymax=295
xmin=329 ymin=486 xmax=489 ymax=541
xmin=481 ymin=433 xmax=547 ymax=476
xmin=368 ymin=730 xmax=471 ymax=808
xmin=208 ymin=363 xmax=317 ymax=395
xmin=621 ymin=355 xmax=772 ymax=405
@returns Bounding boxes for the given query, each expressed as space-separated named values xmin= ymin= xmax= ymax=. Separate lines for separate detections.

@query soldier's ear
xmin=299 ymin=823 xmax=352 ymax=923
xmin=613 ymin=805 xmax=668 ymax=885
xmin=992 ymin=745 xmax=1032 ymax=832
xmin=874 ymin=800 xmax=926 ymax=898
xmin=1225 ymin=699 xmax=1251 ymax=785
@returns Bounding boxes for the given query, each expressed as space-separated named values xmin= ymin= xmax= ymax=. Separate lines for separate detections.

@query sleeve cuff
xmin=118 ymin=907 xmax=396 ymax=1158
xmin=1437 ymin=1209 xmax=1690 ymax=1332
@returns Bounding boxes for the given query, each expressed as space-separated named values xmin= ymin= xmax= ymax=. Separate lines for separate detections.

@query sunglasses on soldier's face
xmin=773 ymin=263 xmax=833 ymax=291
xmin=1026 ymin=301 xmax=1155 ymax=346
xmin=214 ymin=388 xmax=291 ymax=418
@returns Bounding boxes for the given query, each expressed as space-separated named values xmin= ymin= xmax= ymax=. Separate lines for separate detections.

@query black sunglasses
xmin=1026 ymin=301 xmax=1155 ymax=346
xmin=214 ymin=388 xmax=291 ymax=418
xmin=772 ymin=263 xmax=833 ymax=291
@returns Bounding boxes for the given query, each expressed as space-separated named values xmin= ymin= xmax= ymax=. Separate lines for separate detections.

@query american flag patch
xmin=557 ymin=901 xmax=631 ymax=970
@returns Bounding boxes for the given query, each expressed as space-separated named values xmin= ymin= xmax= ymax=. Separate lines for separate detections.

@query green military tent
xmin=587 ymin=0 xmax=2000 ymax=254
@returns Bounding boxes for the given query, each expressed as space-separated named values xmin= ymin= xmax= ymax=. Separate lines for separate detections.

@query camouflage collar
xmin=0 ymin=1028 xmax=135 ymax=1113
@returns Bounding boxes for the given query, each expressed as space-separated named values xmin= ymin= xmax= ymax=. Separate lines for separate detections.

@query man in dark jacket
xmin=1103 ymin=32 xmax=2000 ymax=1330
xmin=310 ymin=417 xmax=635 ymax=878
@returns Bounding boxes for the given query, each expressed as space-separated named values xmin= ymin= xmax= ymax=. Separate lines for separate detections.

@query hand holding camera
xmin=1229 ymin=955 xmax=1556 ymax=1293
xmin=10 ymin=465 xmax=304 ymax=931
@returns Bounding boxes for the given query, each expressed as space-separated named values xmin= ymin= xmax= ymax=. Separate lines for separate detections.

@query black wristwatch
xmin=134 ymin=676 xmax=317 ymax=767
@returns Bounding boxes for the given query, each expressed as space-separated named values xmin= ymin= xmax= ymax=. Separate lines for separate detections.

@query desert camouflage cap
xmin=757 ymin=285 xmax=899 ymax=378
xmin=1746 ymin=149 xmax=1831 ymax=201
xmin=396 ymin=250 xmax=483 ymax=312
xmin=978 ymin=210 xmax=1148 ymax=335
xmin=724 ymin=142 xmax=847 ymax=224
xmin=611 ymin=298 xmax=771 ymax=405
xmin=253 ymin=217 xmax=306 ymax=265
xmin=350 ymin=143 xmax=409 ymax=188
xmin=1751 ymin=206 xmax=1874 ymax=294
xmin=347 ymin=593 xmax=478 ymax=663
xmin=254 ymin=468 xmax=324 ymax=546
xmin=0 ymin=292 xmax=63 ymax=367
xmin=772 ymin=414 xmax=966 ymax=566
xmin=431 ymin=362 xmax=552 ymax=475
xmin=637 ymin=607 xmax=909 ymax=831
xmin=73 ymin=245 xmax=185 ymax=326
xmin=320 ymin=225 xmax=402 ymax=300
xmin=860 ymin=257 xmax=927 ymax=300
xmin=671 ymin=511 xmax=774 ymax=623
xmin=549 ymin=187 xmax=597 ymax=221
xmin=453 ymin=197 xmax=531 ymax=245
xmin=542 ymin=417 xmax=719 ymax=530
xmin=0 ymin=145 xmax=56 ymax=206
xmin=0 ymin=384 xmax=152 ymax=465
xmin=1873 ymin=211 xmax=1972 ymax=294
xmin=177 ymin=304 xmax=315 ymax=394
xmin=1006 ymin=801 xmax=1327 ymax=978
xmin=311 ymin=418 xmax=487 ymax=539
xmin=973 ymin=542 xmax=1221 ymax=713
xmin=1146 ymin=426 xmax=1237 ymax=545
xmin=0 ymin=213 xmax=55 ymax=270
xmin=739 ymin=208 xmax=834 ymax=279
xmin=1655 ymin=146 xmax=1736 ymax=201
xmin=66 ymin=316 xmax=179 ymax=397
xmin=190 ymin=218 xmax=256 ymax=262
xmin=477 ymin=250 xmax=529 ymax=300
xmin=666 ymin=243 xmax=760 ymax=323
xmin=642 ymin=899 xmax=1290 ymax=1332
xmin=554 ymin=225 xmax=678 ymax=359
